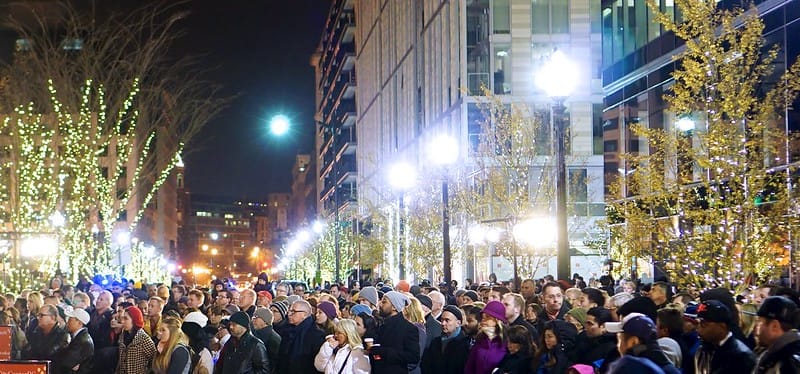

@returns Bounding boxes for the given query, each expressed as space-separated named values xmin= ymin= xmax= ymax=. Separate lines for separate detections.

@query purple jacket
xmin=465 ymin=335 xmax=507 ymax=374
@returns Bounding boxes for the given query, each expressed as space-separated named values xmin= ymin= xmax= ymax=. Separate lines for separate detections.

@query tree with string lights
xmin=607 ymin=0 xmax=800 ymax=291
xmin=0 ymin=2 xmax=228 ymax=286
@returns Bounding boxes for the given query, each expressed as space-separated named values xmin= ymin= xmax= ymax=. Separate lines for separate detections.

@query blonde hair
xmin=27 ymin=292 xmax=43 ymax=314
xmin=153 ymin=316 xmax=188 ymax=371
xmin=740 ymin=303 xmax=758 ymax=336
xmin=403 ymin=297 xmax=426 ymax=324
xmin=319 ymin=294 xmax=340 ymax=309
xmin=335 ymin=319 xmax=363 ymax=349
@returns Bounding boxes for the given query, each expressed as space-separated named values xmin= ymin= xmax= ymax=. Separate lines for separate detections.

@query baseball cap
xmin=605 ymin=312 xmax=657 ymax=342
xmin=756 ymin=296 xmax=798 ymax=325
xmin=696 ymin=300 xmax=731 ymax=325
xmin=65 ymin=308 xmax=91 ymax=325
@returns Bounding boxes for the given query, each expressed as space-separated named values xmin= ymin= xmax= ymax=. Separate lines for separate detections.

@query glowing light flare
xmin=389 ymin=162 xmax=416 ymax=191
xmin=535 ymin=50 xmax=578 ymax=98
xmin=21 ymin=236 xmax=58 ymax=258
xmin=429 ymin=134 xmax=459 ymax=166
xmin=270 ymin=114 xmax=290 ymax=136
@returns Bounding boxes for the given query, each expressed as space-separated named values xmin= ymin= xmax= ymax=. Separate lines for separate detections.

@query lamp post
xmin=429 ymin=135 xmax=458 ymax=285
xmin=536 ymin=50 xmax=578 ymax=281
xmin=389 ymin=162 xmax=416 ymax=280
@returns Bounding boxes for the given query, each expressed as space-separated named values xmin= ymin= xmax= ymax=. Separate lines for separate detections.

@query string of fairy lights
xmin=0 ymin=77 xmax=180 ymax=291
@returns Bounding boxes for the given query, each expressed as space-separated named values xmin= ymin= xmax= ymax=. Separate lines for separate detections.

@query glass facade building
xmin=602 ymin=0 xmax=800 ymax=195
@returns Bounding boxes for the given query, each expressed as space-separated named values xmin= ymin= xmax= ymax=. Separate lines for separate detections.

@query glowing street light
xmin=270 ymin=114 xmax=290 ymax=136
xmin=428 ymin=134 xmax=459 ymax=286
xmin=50 ymin=211 xmax=65 ymax=228
xmin=536 ymin=49 xmax=578 ymax=280
xmin=389 ymin=161 xmax=416 ymax=279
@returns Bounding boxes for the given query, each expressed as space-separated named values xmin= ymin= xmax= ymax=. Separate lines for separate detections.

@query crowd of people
xmin=4 ymin=272 xmax=800 ymax=373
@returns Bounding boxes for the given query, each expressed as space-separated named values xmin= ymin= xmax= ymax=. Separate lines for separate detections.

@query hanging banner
xmin=0 ymin=360 xmax=48 ymax=373
xmin=0 ymin=326 xmax=11 ymax=361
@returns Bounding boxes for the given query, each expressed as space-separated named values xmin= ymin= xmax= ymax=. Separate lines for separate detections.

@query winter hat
xmin=568 ymin=364 xmax=596 ymax=374
xmin=257 ymin=291 xmax=273 ymax=302
xmin=606 ymin=313 xmax=657 ymax=343
xmin=224 ymin=304 xmax=241 ymax=315
xmin=700 ymin=288 xmax=738 ymax=323
xmin=384 ymin=291 xmax=410 ymax=313
xmin=617 ymin=296 xmax=657 ymax=321
xmin=359 ymin=286 xmax=379 ymax=307
xmin=416 ymin=294 xmax=433 ymax=311
xmin=696 ymin=300 xmax=731 ymax=325
xmin=270 ymin=301 xmax=289 ymax=320
xmin=463 ymin=290 xmax=480 ymax=302
xmin=286 ymin=295 xmax=302 ymax=305
xmin=125 ymin=306 xmax=145 ymax=329
xmin=442 ymin=305 xmax=463 ymax=322
xmin=482 ymin=300 xmax=507 ymax=323
xmin=566 ymin=307 xmax=588 ymax=327
xmin=254 ymin=307 xmax=274 ymax=324
xmin=318 ymin=301 xmax=338 ymax=320
xmin=229 ymin=311 xmax=250 ymax=330
xmin=396 ymin=280 xmax=410 ymax=293
xmin=350 ymin=304 xmax=372 ymax=317
xmin=410 ymin=285 xmax=422 ymax=296
xmin=757 ymin=296 xmax=799 ymax=324
xmin=184 ymin=311 xmax=208 ymax=328
xmin=380 ymin=286 xmax=393 ymax=294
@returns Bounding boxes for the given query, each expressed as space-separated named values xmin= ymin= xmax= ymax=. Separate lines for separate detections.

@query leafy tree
xmin=608 ymin=0 xmax=800 ymax=291
xmin=0 ymin=2 xmax=228 ymax=282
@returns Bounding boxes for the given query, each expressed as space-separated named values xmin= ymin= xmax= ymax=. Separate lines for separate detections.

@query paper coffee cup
xmin=364 ymin=338 xmax=374 ymax=347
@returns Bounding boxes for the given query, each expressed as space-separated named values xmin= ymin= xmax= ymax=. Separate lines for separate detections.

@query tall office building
xmin=354 ymin=0 xmax=606 ymax=281
xmin=312 ymin=0 xmax=359 ymax=223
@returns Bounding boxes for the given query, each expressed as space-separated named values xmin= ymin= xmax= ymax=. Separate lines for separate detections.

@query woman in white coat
xmin=314 ymin=318 xmax=371 ymax=374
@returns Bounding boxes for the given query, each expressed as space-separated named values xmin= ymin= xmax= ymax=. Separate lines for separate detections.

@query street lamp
xmin=429 ymin=134 xmax=458 ymax=286
xmin=270 ymin=114 xmax=291 ymax=136
xmin=536 ymin=49 xmax=578 ymax=281
xmin=389 ymin=162 xmax=416 ymax=280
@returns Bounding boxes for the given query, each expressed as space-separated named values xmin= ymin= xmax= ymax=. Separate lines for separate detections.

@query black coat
xmin=274 ymin=317 xmax=326 ymax=374
xmin=87 ymin=308 xmax=114 ymax=350
xmin=421 ymin=329 xmax=470 ymax=374
xmin=755 ymin=330 xmax=800 ymax=374
xmin=535 ymin=303 xmax=570 ymax=335
xmin=423 ymin=314 xmax=442 ymax=349
xmin=572 ymin=333 xmax=617 ymax=368
xmin=695 ymin=335 xmax=755 ymax=374
xmin=370 ymin=313 xmax=421 ymax=374
xmin=57 ymin=328 xmax=94 ymax=374
xmin=253 ymin=325 xmax=281 ymax=367
xmin=215 ymin=331 xmax=271 ymax=374
xmin=509 ymin=315 xmax=539 ymax=341
xmin=495 ymin=351 xmax=534 ymax=374
xmin=23 ymin=325 xmax=69 ymax=361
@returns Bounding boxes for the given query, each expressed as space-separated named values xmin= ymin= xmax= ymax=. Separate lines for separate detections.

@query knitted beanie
xmin=126 ymin=306 xmax=145 ymax=329
xmin=384 ymin=291 xmax=410 ymax=313
xmin=317 ymin=301 xmax=338 ymax=320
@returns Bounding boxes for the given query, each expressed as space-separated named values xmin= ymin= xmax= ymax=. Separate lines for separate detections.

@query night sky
xmin=176 ymin=0 xmax=329 ymax=200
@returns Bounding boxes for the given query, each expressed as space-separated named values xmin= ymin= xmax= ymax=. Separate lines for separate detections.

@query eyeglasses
xmin=36 ymin=313 xmax=52 ymax=318
xmin=288 ymin=309 xmax=308 ymax=315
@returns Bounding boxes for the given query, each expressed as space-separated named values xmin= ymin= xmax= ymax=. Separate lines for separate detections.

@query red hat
xmin=126 ymin=306 xmax=145 ymax=329
xmin=396 ymin=280 xmax=410 ymax=293
xmin=257 ymin=291 xmax=273 ymax=302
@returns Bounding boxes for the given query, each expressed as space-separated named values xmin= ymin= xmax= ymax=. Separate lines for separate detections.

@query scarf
xmin=123 ymin=327 xmax=140 ymax=347
xmin=285 ymin=316 xmax=315 ymax=358
xmin=441 ymin=327 xmax=461 ymax=350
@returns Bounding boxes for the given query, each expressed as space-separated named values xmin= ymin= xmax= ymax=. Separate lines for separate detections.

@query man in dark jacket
xmin=537 ymin=281 xmax=571 ymax=334
xmin=416 ymin=294 xmax=441 ymax=349
xmin=421 ymin=305 xmax=470 ymax=374
xmin=215 ymin=311 xmax=270 ymax=374
xmin=23 ymin=304 xmax=69 ymax=361
xmin=252 ymin=307 xmax=281 ymax=367
xmin=606 ymin=312 xmax=681 ymax=373
xmin=694 ymin=300 xmax=755 ymax=373
xmin=503 ymin=293 xmax=539 ymax=340
xmin=58 ymin=308 xmax=94 ymax=374
xmin=754 ymin=296 xmax=800 ymax=373
xmin=274 ymin=300 xmax=325 ymax=374
xmin=371 ymin=291 xmax=421 ymax=374
xmin=572 ymin=306 xmax=617 ymax=369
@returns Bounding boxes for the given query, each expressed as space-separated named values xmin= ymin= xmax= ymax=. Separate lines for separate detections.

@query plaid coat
xmin=116 ymin=328 xmax=156 ymax=374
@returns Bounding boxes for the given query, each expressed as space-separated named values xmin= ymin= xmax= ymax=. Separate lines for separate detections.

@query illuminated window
xmin=224 ymin=213 xmax=234 ymax=219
